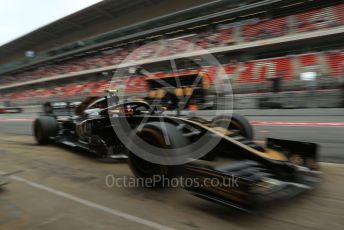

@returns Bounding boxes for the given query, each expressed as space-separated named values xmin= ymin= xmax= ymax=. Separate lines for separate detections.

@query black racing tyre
xmin=33 ymin=116 xmax=57 ymax=145
xmin=212 ymin=113 xmax=254 ymax=140
xmin=127 ymin=122 xmax=189 ymax=187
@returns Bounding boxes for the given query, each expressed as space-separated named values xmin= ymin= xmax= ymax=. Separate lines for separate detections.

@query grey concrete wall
xmin=14 ymin=89 xmax=344 ymax=113
xmin=233 ymin=90 xmax=343 ymax=109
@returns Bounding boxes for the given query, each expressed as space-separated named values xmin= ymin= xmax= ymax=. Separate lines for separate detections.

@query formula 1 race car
xmin=33 ymin=95 xmax=320 ymax=210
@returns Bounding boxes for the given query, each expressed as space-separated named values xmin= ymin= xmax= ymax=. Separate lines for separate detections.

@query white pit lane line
xmin=0 ymin=170 xmax=175 ymax=230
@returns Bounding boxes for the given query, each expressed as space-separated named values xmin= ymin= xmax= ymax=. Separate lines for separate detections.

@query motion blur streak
xmin=0 ymin=118 xmax=33 ymax=122
xmin=2 ymin=118 xmax=344 ymax=128
xmin=251 ymin=121 xmax=344 ymax=127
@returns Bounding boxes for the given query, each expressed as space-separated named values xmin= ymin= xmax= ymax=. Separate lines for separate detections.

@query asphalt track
xmin=0 ymin=134 xmax=344 ymax=230
xmin=0 ymin=110 xmax=344 ymax=229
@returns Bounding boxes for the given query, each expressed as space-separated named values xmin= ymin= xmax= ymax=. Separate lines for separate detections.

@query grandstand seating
xmin=2 ymin=3 xmax=344 ymax=103
xmin=159 ymin=38 xmax=193 ymax=56
xmin=299 ymin=53 xmax=318 ymax=67
xmin=216 ymin=28 xmax=235 ymax=46
xmin=4 ymin=48 xmax=344 ymax=103
xmin=296 ymin=4 xmax=343 ymax=33
xmin=194 ymin=26 xmax=235 ymax=49
xmin=242 ymin=17 xmax=288 ymax=42
xmin=335 ymin=3 xmax=344 ymax=25
xmin=195 ymin=30 xmax=217 ymax=49
xmin=130 ymin=43 xmax=161 ymax=60
xmin=325 ymin=50 xmax=344 ymax=77
xmin=1 ymin=3 xmax=344 ymax=87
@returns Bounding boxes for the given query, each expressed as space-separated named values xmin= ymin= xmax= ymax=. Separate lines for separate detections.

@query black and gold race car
xmin=34 ymin=95 xmax=320 ymax=211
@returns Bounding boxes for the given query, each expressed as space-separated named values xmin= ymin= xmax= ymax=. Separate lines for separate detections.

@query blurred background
xmin=0 ymin=0 xmax=344 ymax=110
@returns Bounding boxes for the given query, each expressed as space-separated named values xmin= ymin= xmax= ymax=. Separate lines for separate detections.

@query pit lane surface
xmin=0 ymin=109 xmax=344 ymax=230
xmin=0 ymin=133 xmax=344 ymax=230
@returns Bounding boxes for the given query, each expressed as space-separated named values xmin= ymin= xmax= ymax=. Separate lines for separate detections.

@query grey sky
xmin=0 ymin=0 xmax=102 ymax=46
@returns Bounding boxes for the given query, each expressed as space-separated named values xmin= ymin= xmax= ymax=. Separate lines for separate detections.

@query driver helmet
xmin=124 ymin=105 xmax=134 ymax=116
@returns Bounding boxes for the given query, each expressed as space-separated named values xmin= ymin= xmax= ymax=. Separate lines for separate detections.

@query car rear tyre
xmin=33 ymin=116 xmax=57 ymax=145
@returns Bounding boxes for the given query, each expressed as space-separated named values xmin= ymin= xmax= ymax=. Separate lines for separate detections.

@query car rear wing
xmin=42 ymin=101 xmax=81 ymax=117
